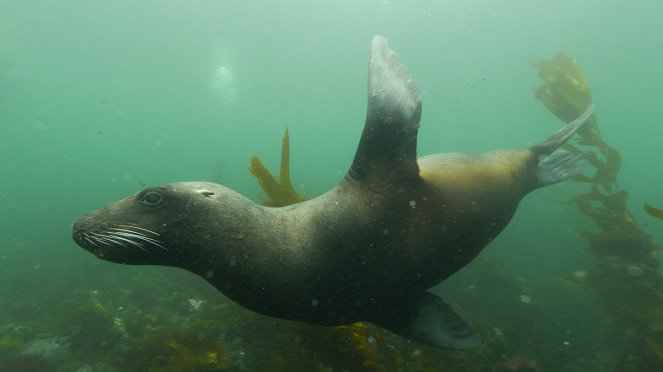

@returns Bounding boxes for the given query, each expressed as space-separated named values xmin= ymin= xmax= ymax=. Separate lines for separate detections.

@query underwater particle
xmin=409 ymin=200 xmax=416 ymax=208
xmin=113 ymin=317 xmax=126 ymax=333
xmin=116 ymin=108 xmax=127 ymax=117
xmin=206 ymin=270 xmax=214 ymax=278
xmin=563 ymin=341 xmax=571 ymax=346
xmin=572 ymin=270 xmax=588 ymax=281
xmin=121 ymin=173 xmax=132 ymax=180
xmin=188 ymin=299 xmax=204 ymax=311
xmin=520 ymin=294 xmax=532 ymax=304
xmin=411 ymin=348 xmax=422 ymax=357
xmin=627 ymin=265 xmax=644 ymax=277
xmin=382 ymin=228 xmax=389 ymax=235
xmin=312 ymin=299 xmax=319 ymax=306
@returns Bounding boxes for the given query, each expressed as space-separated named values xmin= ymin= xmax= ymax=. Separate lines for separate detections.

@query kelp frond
xmin=249 ymin=128 xmax=308 ymax=207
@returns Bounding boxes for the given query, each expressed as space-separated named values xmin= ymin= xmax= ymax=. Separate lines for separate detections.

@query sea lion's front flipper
xmin=349 ymin=35 xmax=422 ymax=182
xmin=368 ymin=291 xmax=480 ymax=349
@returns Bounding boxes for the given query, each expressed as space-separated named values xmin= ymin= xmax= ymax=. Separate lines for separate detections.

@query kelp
xmin=533 ymin=53 xmax=663 ymax=370
xmin=532 ymin=52 xmax=592 ymax=123
xmin=645 ymin=204 xmax=663 ymax=220
xmin=249 ymin=128 xmax=308 ymax=206
xmin=118 ymin=326 xmax=227 ymax=372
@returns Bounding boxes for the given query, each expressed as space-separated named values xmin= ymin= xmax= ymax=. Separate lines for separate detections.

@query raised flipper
xmin=349 ymin=35 xmax=422 ymax=182
xmin=531 ymin=104 xmax=595 ymax=186
xmin=367 ymin=291 xmax=480 ymax=350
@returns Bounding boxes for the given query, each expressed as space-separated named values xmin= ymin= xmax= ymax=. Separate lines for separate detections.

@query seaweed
xmin=249 ymin=128 xmax=308 ymax=206
xmin=0 ymin=354 xmax=56 ymax=372
xmin=117 ymin=325 xmax=227 ymax=372
xmin=532 ymin=52 xmax=663 ymax=370
xmin=54 ymin=297 xmax=124 ymax=357
xmin=645 ymin=204 xmax=663 ymax=220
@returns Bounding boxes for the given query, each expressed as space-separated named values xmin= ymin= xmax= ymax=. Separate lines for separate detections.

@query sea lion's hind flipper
xmin=349 ymin=35 xmax=422 ymax=182
xmin=536 ymin=150 xmax=587 ymax=186
xmin=530 ymin=104 xmax=595 ymax=157
xmin=530 ymin=104 xmax=595 ymax=187
xmin=367 ymin=291 xmax=480 ymax=349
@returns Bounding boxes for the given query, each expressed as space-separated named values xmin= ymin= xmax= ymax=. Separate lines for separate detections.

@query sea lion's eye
xmin=141 ymin=192 xmax=163 ymax=206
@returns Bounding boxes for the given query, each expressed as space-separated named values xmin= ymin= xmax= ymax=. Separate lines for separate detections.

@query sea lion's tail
xmin=529 ymin=104 xmax=595 ymax=187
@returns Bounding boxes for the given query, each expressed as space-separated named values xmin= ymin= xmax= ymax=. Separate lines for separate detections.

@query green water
xmin=2 ymin=1 xmax=662 ymax=371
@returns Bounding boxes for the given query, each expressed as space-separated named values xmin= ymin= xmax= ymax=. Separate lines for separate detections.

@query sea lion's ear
xmin=349 ymin=35 xmax=422 ymax=182
xmin=367 ymin=291 xmax=481 ymax=350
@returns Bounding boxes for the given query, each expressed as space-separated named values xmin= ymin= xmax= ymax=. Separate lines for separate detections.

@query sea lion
xmin=72 ymin=35 xmax=594 ymax=349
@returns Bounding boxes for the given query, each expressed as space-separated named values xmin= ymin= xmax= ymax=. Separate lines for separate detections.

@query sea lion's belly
xmin=404 ymin=150 xmax=536 ymax=283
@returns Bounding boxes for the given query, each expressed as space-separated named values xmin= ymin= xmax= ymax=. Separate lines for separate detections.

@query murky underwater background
xmin=1 ymin=1 xmax=662 ymax=371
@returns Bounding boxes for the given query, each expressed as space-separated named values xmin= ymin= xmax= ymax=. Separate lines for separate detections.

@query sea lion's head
xmin=72 ymin=182 xmax=227 ymax=266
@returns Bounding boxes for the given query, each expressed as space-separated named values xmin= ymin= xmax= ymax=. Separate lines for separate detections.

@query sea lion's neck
xmin=186 ymin=183 xmax=356 ymax=307
xmin=176 ymin=192 xmax=269 ymax=272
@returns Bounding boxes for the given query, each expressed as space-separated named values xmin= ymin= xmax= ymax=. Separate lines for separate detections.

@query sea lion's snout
xmin=71 ymin=209 xmax=169 ymax=264
xmin=71 ymin=215 xmax=97 ymax=250
xmin=71 ymin=218 xmax=86 ymax=249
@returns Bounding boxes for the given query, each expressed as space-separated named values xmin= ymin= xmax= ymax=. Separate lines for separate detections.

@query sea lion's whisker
xmin=104 ymin=238 xmax=129 ymax=250
xmin=90 ymin=235 xmax=128 ymax=251
xmin=92 ymin=232 xmax=133 ymax=250
xmin=113 ymin=235 xmax=146 ymax=248
xmin=116 ymin=224 xmax=161 ymax=236
xmin=111 ymin=232 xmax=157 ymax=250
xmin=89 ymin=234 xmax=117 ymax=245
xmin=109 ymin=227 xmax=140 ymax=234
xmin=133 ymin=236 xmax=168 ymax=250
xmin=105 ymin=234 xmax=151 ymax=254
xmin=110 ymin=230 xmax=150 ymax=240
xmin=83 ymin=235 xmax=98 ymax=247
xmin=109 ymin=228 xmax=168 ymax=250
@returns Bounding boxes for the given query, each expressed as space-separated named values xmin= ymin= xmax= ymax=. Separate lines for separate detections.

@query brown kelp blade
xmin=531 ymin=52 xmax=592 ymax=123
xmin=249 ymin=128 xmax=308 ymax=207
xmin=645 ymin=204 xmax=663 ymax=220
xmin=278 ymin=128 xmax=300 ymax=199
